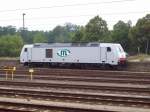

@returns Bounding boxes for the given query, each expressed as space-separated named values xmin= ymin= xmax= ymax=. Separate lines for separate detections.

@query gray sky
xmin=0 ymin=0 xmax=149 ymax=31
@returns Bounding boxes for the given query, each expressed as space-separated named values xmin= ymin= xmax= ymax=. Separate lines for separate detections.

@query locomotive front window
xmin=46 ymin=49 xmax=53 ymax=58
xmin=107 ymin=47 xmax=111 ymax=52
xmin=24 ymin=48 xmax=27 ymax=52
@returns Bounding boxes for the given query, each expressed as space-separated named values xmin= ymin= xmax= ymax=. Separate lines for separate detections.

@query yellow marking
xmin=0 ymin=66 xmax=16 ymax=80
xmin=29 ymin=68 xmax=34 ymax=80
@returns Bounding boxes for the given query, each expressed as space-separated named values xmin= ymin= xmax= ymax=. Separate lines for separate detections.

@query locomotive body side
xmin=20 ymin=43 xmax=126 ymax=67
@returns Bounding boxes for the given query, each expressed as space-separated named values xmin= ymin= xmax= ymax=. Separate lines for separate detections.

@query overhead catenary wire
xmin=0 ymin=10 xmax=149 ymax=22
xmin=0 ymin=0 xmax=136 ymax=13
xmin=0 ymin=0 xmax=148 ymax=30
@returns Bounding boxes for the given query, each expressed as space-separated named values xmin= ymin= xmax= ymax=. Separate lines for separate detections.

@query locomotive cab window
xmin=24 ymin=48 xmax=27 ymax=52
xmin=46 ymin=49 xmax=53 ymax=58
xmin=107 ymin=47 xmax=111 ymax=52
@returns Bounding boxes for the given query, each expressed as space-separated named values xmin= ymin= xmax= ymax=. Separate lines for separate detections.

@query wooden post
xmin=11 ymin=67 xmax=16 ymax=80
xmin=29 ymin=68 xmax=34 ymax=80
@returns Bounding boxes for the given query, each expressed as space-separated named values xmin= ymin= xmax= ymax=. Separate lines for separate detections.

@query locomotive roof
xmin=23 ymin=43 xmax=120 ymax=48
xmin=33 ymin=43 xmax=101 ymax=47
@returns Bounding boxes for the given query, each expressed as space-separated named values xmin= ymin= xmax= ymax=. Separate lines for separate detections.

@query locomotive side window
xmin=24 ymin=48 xmax=27 ymax=52
xmin=107 ymin=47 xmax=111 ymax=52
xmin=46 ymin=49 xmax=53 ymax=58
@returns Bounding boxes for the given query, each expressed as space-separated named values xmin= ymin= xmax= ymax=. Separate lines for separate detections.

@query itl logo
xmin=57 ymin=49 xmax=70 ymax=57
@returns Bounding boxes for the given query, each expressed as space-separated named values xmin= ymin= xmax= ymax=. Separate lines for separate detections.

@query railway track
xmin=1 ymin=96 xmax=149 ymax=112
xmin=0 ymin=97 xmax=116 ymax=112
xmin=0 ymin=79 xmax=150 ymax=95
xmin=0 ymin=67 xmax=150 ymax=111
xmin=1 ymin=68 xmax=150 ymax=75
xmin=0 ymin=74 xmax=150 ymax=84
xmin=1 ymin=68 xmax=150 ymax=78
xmin=0 ymin=87 xmax=150 ymax=108
xmin=1 ymin=68 xmax=150 ymax=79
xmin=1 ymin=68 xmax=150 ymax=85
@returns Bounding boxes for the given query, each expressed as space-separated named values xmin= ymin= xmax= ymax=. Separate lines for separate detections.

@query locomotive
xmin=20 ymin=43 xmax=126 ymax=68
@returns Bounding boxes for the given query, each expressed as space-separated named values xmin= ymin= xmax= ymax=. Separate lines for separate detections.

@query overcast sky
xmin=0 ymin=0 xmax=149 ymax=31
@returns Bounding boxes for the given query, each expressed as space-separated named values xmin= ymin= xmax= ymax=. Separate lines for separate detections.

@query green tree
xmin=111 ymin=20 xmax=131 ymax=51
xmin=52 ymin=24 xmax=77 ymax=42
xmin=0 ymin=34 xmax=23 ymax=57
xmin=129 ymin=14 xmax=150 ymax=54
xmin=71 ymin=26 xmax=85 ymax=42
xmin=45 ymin=31 xmax=55 ymax=43
xmin=0 ymin=26 xmax=16 ymax=36
xmin=18 ymin=28 xmax=34 ymax=44
xmin=52 ymin=25 xmax=68 ymax=42
xmin=33 ymin=32 xmax=48 ymax=43
xmin=84 ymin=16 xmax=109 ymax=42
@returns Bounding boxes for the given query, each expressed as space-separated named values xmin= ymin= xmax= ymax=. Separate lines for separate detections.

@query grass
xmin=127 ymin=54 xmax=150 ymax=62
xmin=0 ymin=57 xmax=19 ymax=60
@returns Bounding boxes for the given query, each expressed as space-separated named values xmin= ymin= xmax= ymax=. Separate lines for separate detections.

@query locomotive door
xmin=106 ymin=47 xmax=114 ymax=64
xmin=100 ymin=47 xmax=107 ymax=63
xmin=27 ymin=48 xmax=32 ymax=62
